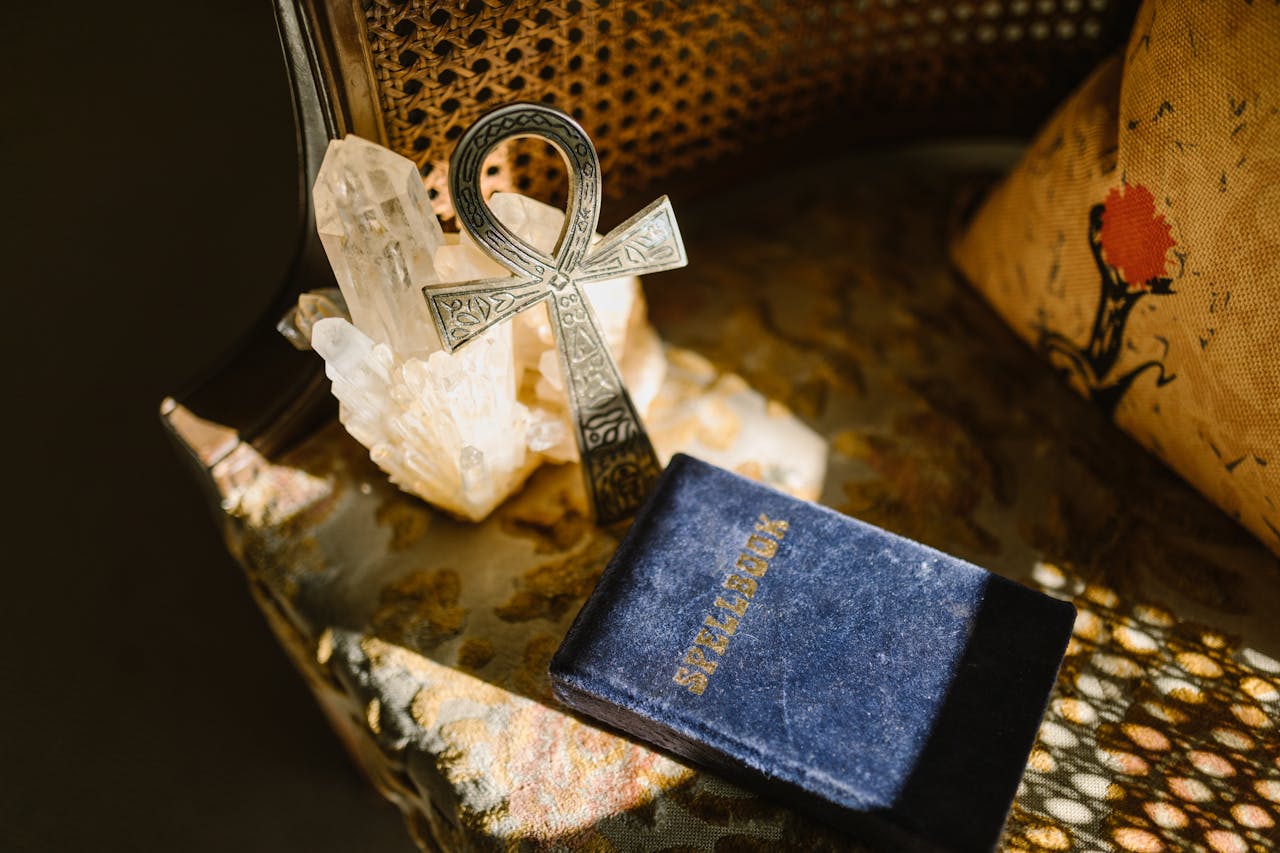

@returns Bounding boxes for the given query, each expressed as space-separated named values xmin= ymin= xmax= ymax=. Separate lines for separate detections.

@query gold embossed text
xmin=672 ymin=513 xmax=790 ymax=695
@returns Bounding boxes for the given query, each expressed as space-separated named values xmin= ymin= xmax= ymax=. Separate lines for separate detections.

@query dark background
xmin=1 ymin=3 xmax=415 ymax=850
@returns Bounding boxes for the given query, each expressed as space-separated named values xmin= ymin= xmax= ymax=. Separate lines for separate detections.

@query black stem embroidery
xmin=1037 ymin=202 xmax=1174 ymax=418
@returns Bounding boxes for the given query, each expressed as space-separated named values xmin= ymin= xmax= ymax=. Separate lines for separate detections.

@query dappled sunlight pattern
xmin=1003 ymin=562 xmax=1279 ymax=851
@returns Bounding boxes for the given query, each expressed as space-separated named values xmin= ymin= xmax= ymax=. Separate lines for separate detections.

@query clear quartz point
xmin=314 ymin=136 xmax=444 ymax=358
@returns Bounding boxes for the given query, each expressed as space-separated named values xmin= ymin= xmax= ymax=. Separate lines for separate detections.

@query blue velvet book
xmin=550 ymin=454 xmax=1075 ymax=852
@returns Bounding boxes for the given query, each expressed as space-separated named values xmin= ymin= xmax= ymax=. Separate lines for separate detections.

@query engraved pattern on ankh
xmin=425 ymin=103 xmax=688 ymax=523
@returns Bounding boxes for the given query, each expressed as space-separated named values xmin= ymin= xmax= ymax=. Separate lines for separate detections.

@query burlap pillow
xmin=953 ymin=0 xmax=1280 ymax=556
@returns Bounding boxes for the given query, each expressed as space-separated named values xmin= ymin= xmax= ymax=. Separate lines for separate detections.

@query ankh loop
xmin=425 ymin=103 xmax=688 ymax=524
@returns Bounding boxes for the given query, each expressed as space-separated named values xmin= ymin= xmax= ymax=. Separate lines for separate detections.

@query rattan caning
xmin=358 ymin=0 xmax=1135 ymax=219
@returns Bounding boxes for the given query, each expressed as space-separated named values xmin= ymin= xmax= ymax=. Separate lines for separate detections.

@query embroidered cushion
xmin=952 ymin=0 xmax=1280 ymax=556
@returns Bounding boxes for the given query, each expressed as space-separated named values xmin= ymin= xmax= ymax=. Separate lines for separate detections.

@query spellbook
xmin=551 ymin=454 xmax=1076 ymax=852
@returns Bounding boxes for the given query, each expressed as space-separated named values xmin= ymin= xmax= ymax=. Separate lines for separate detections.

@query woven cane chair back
xmin=360 ymin=0 xmax=1136 ymax=215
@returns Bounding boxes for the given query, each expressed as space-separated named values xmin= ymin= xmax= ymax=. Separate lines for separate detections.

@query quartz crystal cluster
xmin=283 ymin=136 xmax=664 ymax=520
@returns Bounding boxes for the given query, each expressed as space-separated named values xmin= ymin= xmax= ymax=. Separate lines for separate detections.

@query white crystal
xmin=300 ymin=136 xmax=825 ymax=521
xmin=301 ymin=137 xmax=665 ymax=521
xmin=314 ymin=136 xmax=444 ymax=358
xmin=311 ymin=315 xmax=536 ymax=520
xmin=647 ymin=349 xmax=829 ymax=501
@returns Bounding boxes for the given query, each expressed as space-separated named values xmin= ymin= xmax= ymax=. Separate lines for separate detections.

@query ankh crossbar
xmin=425 ymin=103 xmax=688 ymax=524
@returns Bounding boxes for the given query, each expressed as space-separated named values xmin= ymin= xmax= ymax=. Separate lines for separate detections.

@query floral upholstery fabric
xmin=186 ymin=147 xmax=1280 ymax=851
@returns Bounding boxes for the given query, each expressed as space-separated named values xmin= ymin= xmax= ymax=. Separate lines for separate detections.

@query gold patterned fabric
xmin=171 ymin=147 xmax=1280 ymax=850
xmin=1006 ymin=565 xmax=1280 ymax=851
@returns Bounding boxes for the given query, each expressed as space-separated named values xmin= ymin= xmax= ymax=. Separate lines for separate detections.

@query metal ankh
xmin=426 ymin=103 xmax=688 ymax=524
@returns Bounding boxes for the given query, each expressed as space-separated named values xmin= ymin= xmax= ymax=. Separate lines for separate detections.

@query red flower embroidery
xmin=1098 ymin=183 xmax=1177 ymax=290
xmin=1036 ymin=182 xmax=1180 ymax=416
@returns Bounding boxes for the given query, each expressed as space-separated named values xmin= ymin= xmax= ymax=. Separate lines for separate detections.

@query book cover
xmin=550 ymin=454 xmax=1075 ymax=852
